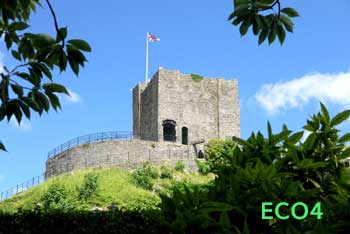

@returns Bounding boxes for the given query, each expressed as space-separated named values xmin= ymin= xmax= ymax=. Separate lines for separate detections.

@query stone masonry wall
xmin=157 ymin=69 xmax=240 ymax=144
xmin=139 ymin=73 xmax=159 ymax=141
xmin=45 ymin=139 xmax=198 ymax=178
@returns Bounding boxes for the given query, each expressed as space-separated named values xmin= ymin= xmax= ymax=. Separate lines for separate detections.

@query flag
xmin=147 ymin=33 xmax=160 ymax=42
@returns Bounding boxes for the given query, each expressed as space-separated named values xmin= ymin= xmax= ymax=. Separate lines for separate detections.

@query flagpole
xmin=145 ymin=32 xmax=149 ymax=83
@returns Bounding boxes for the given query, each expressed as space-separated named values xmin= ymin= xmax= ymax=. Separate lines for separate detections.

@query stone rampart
xmin=45 ymin=139 xmax=198 ymax=178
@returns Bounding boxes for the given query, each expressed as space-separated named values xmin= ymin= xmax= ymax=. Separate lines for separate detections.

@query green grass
xmin=0 ymin=167 xmax=213 ymax=213
xmin=190 ymin=73 xmax=204 ymax=82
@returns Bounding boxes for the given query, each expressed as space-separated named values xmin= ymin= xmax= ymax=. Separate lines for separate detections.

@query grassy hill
xmin=0 ymin=165 xmax=212 ymax=213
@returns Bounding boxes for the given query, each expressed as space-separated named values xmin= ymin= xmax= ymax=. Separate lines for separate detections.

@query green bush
xmin=195 ymin=159 xmax=210 ymax=175
xmin=174 ymin=161 xmax=185 ymax=172
xmin=131 ymin=162 xmax=158 ymax=190
xmin=190 ymin=73 xmax=203 ymax=82
xmin=41 ymin=182 xmax=74 ymax=211
xmin=0 ymin=209 xmax=163 ymax=234
xmin=77 ymin=172 xmax=99 ymax=201
xmin=162 ymin=103 xmax=350 ymax=233
xmin=160 ymin=166 xmax=173 ymax=179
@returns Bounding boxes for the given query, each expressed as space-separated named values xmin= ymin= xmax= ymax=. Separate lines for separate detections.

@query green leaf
xmin=11 ymin=50 xmax=21 ymax=61
xmin=303 ymin=132 xmax=317 ymax=149
xmin=267 ymin=121 xmax=272 ymax=139
xmin=330 ymin=110 xmax=350 ymax=127
xmin=306 ymin=177 xmax=321 ymax=188
xmin=56 ymin=27 xmax=67 ymax=42
xmin=18 ymin=100 xmax=31 ymax=119
xmin=280 ymin=15 xmax=294 ymax=32
xmin=47 ymin=93 xmax=61 ymax=111
xmin=232 ymin=16 xmax=244 ymax=26
xmin=9 ymin=22 xmax=29 ymax=31
xmin=288 ymin=131 xmax=304 ymax=144
xmin=239 ymin=19 xmax=251 ymax=36
xmin=320 ymin=102 xmax=330 ymax=124
xmin=252 ymin=19 xmax=260 ymax=35
xmin=11 ymin=84 xmax=24 ymax=97
xmin=277 ymin=25 xmax=286 ymax=45
xmin=35 ymin=92 xmax=50 ymax=112
xmin=22 ymin=97 xmax=40 ymax=112
xmin=268 ymin=29 xmax=276 ymax=44
xmin=68 ymin=39 xmax=91 ymax=52
xmin=42 ymin=83 xmax=69 ymax=94
xmin=58 ymin=52 xmax=68 ymax=72
xmin=281 ymin=8 xmax=300 ymax=18
xmin=0 ymin=141 xmax=6 ymax=151
xmin=339 ymin=133 xmax=350 ymax=143
xmin=36 ymin=63 xmax=52 ymax=80
xmin=68 ymin=56 xmax=79 ymax=76
xmin=258 ymin=29 xmax=268 ymax=45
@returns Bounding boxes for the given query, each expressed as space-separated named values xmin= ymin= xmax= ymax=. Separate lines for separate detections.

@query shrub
xmin=190 ymin=73 xmax=203 ymax=82
xmin=163 ymin=103 xmax=350 ymax=233
xmin=174 ymin=161 xmax=185 ymax=172
xmin=131 ymin=162 xmax=158 ymax=190
xmin=76 ymin=172 xmax=99 ymax=201
xmin=41 ymin=182 xmax=74 ymax=211
xmin=195 ymin=159 xmax=210 ymax=175
xmin=160 ymin=166 xmax=173 ymax=179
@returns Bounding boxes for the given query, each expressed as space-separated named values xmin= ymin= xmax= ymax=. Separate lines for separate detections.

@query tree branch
xmin=45 ymin=0 xmax=65 ymax=50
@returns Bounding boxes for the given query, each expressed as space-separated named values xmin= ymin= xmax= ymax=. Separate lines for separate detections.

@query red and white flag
xmin=147 ymin=33 xmax=160 ymax=42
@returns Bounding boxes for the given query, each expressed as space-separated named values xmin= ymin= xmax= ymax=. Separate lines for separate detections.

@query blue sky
xmin=1 ymin=0 xmax=350 ymax=191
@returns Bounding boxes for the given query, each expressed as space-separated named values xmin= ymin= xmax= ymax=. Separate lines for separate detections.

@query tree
xmin=161 ymin=103 xmax=350 ymax=233
xmin=0 ymin=0 xmax=91 ymax=151
xmin=229 ymin=0 xmax=300 ymax=45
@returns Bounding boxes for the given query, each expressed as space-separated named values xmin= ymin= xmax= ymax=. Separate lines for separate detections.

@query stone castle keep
xmin=45 ymin=68 xmax=240 ymax=178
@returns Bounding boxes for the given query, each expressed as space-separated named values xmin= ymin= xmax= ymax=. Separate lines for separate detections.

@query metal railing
xmin=0 ymin=174 xmax=44 ymax=202
xmin=47 ymin=131 xmax=133 ymax=158
xmin=47 ymin=131 xmax=180 ymax=159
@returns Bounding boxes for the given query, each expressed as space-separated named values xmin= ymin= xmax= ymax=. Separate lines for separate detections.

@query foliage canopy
xmin=0 ymin=0 xmax=90 ymax=151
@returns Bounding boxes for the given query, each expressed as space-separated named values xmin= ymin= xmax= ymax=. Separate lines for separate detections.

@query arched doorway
xmin=162 ymin=119 xmax=176 ymax=142
xmin=182 ymin=127 xmax=188 ymax=145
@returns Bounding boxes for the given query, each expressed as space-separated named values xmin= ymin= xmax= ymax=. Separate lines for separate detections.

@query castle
xmin=45 ymin=68 xmax=240 ymax=178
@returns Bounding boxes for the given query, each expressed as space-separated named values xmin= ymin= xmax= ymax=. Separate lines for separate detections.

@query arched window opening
xmin=197 ymin=150 xmax=204 ymax=159
xmin=182 ymin=127 xmax=188 ymax=145
xmin=163 ymin=119 xmax=176 ymax=142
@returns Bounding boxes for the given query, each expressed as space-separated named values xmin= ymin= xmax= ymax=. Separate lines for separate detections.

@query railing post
xmin=16 ymin=184 xmax=18 ymax=193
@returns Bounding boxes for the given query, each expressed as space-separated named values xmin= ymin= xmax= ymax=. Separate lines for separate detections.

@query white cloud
xmin=62 ymin=89 xmax=82 ymax=104
xmin=256 ymin=71 xmax=350 ymax=114
xmin=10 ymin=118 xmax=32 ymax=131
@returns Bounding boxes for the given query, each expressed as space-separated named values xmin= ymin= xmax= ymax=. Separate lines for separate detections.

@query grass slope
xmin=0 ymin=167 xmax=212 ymax=213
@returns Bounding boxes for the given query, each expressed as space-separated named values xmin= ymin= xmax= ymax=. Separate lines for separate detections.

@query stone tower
xmin=132 ymin=68 xmax=240 ymax=145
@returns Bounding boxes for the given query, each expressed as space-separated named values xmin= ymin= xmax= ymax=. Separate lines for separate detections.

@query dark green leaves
xmin=0 ymin=0 xmax=90 ymax=151
xmin=229 ymin=0 xmax=299 ymax=45
xmin=9 ymin=22 xmax=29 ymax=31
xmin=0 ymin=141 xmax=6 ymax=151
xmin=42 ymin=83 xmax=69 ymax=95
xmin=330 ymin=110 xmax=350 ymax=127
xmin=281 ymin=8 xmax=300 ymax=17
xmin=68 ymin=39 xmax=91 ymax=52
